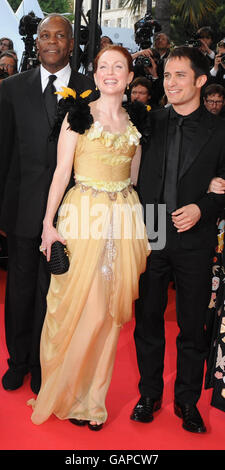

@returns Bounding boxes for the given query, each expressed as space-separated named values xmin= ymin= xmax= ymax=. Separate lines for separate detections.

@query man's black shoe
xmin=130 ymin=396 xmax=162 ymax=423
xmin=174 ymin=401 xmax=206 ymax=433
xmin=2 ymin=362 xmax=28 ymax=391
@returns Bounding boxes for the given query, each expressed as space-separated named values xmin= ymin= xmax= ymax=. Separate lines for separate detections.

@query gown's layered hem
xmin=28 ymin=122 xmax=150 ymax=426
xmin=28 ymin=399 xmax=108 ymax=425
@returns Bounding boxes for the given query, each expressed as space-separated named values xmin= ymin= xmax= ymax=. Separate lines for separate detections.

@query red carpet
xmin=0 ymin=268 xmax=224 ymax=452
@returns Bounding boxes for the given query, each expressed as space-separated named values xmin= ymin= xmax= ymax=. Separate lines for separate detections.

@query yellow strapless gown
xmin=29 ymin=120 xmax=150 ymax=425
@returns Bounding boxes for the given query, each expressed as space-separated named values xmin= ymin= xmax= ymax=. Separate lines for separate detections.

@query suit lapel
xmin=68 ymin=70 xmax=77 ymax=88
xmin=178 ymin=108 xmax=215 ymax=182
xmin=155 ymin=107 xmax=170 ymax=198
xmin=26 ymin=67 xmax=50 ymax=133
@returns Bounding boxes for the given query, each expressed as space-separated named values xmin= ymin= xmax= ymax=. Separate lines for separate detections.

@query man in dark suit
xmin=130 ymin=46 xmax=225 ymax=433
xmin=0 ymin=14 xmax=97 ymax=394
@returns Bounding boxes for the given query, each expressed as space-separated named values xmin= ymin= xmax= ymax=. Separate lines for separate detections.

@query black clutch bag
xmin=47 ymin=241 xmax=69 ymax=275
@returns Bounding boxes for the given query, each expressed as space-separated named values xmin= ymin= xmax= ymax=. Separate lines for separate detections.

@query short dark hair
xmin=37 ymin=14 xmax=73 ymax=38
xmin=101 ymin=36 xmax=113 ymax=44
xmin=204 ymin=83 xmax=225 ymax=99
xmin=197 ymin=26 xmax=213 ymax=40
xmin=165 ymin=46 xmax=209 ymax=79
xmin=130 ymin=76 xmax=152 ymax=94
xmin=154 ymin=33 xmax=170 ymax=45
xmin=0 ymin=51 xmax=18 ymax=72
xmin=0 ymin=37 xmax=14 ymax=49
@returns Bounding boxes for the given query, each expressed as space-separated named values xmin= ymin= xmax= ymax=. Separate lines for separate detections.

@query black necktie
xmin=43 ymin=74 xmax=57 ymax=127
xmin=163 ymin=116 xmax=184 ymax=214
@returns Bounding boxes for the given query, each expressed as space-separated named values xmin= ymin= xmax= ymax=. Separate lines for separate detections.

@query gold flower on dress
xmin=87 ymin=121 xmax=104 ymax=140
xmin=87 ymin=120 xmax=141 ymax=150
xmin=103 ymin=131 xmax=116 ymax=147
xmin=114 ymin=134 xmax=127 ymax=150
xmin=127 ymin=124 xmax=142 ymax=146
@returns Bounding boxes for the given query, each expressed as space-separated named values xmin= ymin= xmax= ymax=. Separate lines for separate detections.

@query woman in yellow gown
xmin=28 ymin=45 xmax=150 ymax=430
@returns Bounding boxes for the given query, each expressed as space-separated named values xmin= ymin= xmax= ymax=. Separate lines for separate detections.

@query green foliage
xmin=8 ymin=0 xmax=20 ymax=10
xmin=120 ymin=0 xmax=144 ymax=14
xmin=170 ymin=0 xmax=225 ymax=45
xmin=8 ymin=0 xmax=73 ymax=16
xmin=39 ymin=0 xmax=72 ymax=15
xmin=174 ymin=0 xmax=217 ymax=27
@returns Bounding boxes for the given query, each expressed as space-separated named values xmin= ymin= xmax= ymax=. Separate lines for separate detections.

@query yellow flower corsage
xmin=55 ymin=86 xmax=92 ymax=100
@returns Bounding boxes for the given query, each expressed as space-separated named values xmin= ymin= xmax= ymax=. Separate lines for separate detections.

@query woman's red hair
xmin=93 ymin=44 xmax=133 ymax=73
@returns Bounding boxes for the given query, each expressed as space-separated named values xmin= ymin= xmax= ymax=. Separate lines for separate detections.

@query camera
xmin=18 ymin=11 xmax=41 ymax=72
xmin=134 ymin=13 xmax=161 ymax=49
xmin=135 ymin=56 xmax=151 ymax=68
xmin=135 ymin=48 xmax=160 ymax=70
xmin=220 ymin=53 xmax=225 ymax=65
xmin=0 ymin=68 xmax=9 ymax=79
xmin=19 ymin=11 xmax=41 ymax=37
xmin=186 ymin=33 xmax=202 ymax=48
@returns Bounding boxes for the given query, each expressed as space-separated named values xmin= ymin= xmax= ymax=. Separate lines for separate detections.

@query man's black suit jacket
xmin=0 ymin=66 xmax=97 ymax=238
xmin=138 ymin=105 xmax=225 ymax=250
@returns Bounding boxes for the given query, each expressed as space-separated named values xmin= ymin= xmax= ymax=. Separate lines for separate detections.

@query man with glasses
xmin=0 ymin=52 xmax=18 ymax=77
xmin=203 ymin=83 xmax=225 ymax=117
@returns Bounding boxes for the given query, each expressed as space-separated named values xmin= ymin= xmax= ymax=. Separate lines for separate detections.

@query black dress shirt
xmin=167 ymin=105 xmax=202 ymax=177
xmin=164 ymin=105 xmax=203 ymax=245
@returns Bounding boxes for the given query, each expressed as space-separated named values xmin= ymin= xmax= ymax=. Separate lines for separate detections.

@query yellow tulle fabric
xmin=28 ymin=120 xmax=150 ymax=425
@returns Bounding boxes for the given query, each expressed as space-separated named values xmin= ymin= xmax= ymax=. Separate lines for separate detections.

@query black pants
xmin=134 ymin=238 xmax=214 ymax=404
xmin=4 ymin=234 xmax=50 ymax=370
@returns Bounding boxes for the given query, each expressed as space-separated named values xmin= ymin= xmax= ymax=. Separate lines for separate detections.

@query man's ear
xmin=196 ymin=74 xmax=208 ymax=89
xmin=70 ymin=38 xmax=74 ymax=54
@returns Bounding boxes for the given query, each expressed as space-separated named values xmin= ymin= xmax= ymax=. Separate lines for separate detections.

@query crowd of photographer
xmin=0 ymin=37 xmax=18 ymax=82
xmin=1 ymin=14 xmax=225 ymax=116
xmin=128 ymin=24 xmax=225 ymax=117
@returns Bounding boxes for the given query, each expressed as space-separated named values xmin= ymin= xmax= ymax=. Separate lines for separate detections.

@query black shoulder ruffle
xmin=126 ymin=100 xmax=151 ymax=144
xmin=51 ymin=94 xmax=93 ymax=140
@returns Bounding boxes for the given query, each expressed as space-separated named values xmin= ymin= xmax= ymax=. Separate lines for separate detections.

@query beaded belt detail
xmin=74 ymin=182 xmax=133 ymax=201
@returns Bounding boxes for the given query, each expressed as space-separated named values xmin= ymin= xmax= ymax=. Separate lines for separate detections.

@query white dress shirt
xmin=40 ymin=63 xmax=72 ymax=100
xmin=210 ymin=66 xmax=225 ymax=79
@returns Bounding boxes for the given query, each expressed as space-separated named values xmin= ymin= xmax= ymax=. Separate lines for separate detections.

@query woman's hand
xmin=208 ymin=177 xmax=225 ymax=194
xmin=40 ymin=224 xmax=66 ymax=262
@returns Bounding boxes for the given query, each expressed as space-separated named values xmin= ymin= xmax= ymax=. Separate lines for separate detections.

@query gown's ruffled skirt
xmin=28 ymin=185 xmax=150 ymax=425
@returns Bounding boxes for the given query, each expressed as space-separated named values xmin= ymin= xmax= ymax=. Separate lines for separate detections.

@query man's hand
xmin=208 ymin=177 xmax=225 ymax=194
xmin=0 ymin=230 xmax=6 ymax=237
xmin=199 ymin=39 xmax=212 ymax=55
xmin=213 ymin=53 xmax=225 ymax=72
xmin=131 ymin=49 xmax=152 ymax=60
xmin=171 ymin=204 xmax=201 ymax=233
